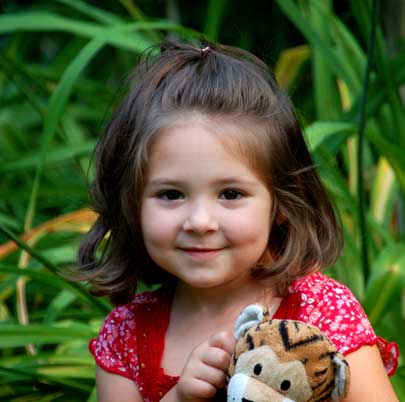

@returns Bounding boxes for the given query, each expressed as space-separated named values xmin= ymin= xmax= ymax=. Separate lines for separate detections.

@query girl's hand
xmin=175 ymin=331 xmax=236 ymax=402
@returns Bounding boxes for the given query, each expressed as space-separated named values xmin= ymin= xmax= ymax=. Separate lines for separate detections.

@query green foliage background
xmin=0 ymin=0 xmax=404 ymax=400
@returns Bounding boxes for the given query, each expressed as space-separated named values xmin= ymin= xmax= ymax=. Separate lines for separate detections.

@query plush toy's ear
xmin=234 ymin=304 xmax=267 ymax=339
xmin=331 ymin=354 xmax=350 ymax=400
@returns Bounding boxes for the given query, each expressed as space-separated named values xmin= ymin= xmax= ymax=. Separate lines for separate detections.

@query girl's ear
xmin=331 ymin=355 xmax=350 ymax=400
xmin=234 ymin=304 xmax=266 ymax=340
xmin=275 ymin=212 xmax=286 ymax=225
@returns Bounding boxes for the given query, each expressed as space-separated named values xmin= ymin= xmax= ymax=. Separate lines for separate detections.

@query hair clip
xmin=200 ymin=46 xmax=212 ymax=59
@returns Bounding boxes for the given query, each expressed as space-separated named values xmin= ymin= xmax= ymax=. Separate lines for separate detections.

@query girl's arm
xmin=344 ymin=345 xmax=398 ymax=402
xmin=96 ymin=365 xmax=144 ymax=402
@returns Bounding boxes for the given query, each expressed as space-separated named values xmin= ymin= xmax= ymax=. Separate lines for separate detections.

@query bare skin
xmin=161 ymin=278 xmax=280 ymax=377
xmin=343 ymin=345 xmax=398 ymax=401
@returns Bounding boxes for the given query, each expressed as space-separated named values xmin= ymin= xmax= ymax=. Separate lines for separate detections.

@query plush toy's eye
xmin=253 ymin=363 xmax=262 ymax=375
xmin=280 ymin=380 xmax=291 ymax=391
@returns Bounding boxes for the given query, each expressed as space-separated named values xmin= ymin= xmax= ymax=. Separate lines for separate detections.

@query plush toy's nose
xmin=227 ymin=373 xmax=295 ymax=402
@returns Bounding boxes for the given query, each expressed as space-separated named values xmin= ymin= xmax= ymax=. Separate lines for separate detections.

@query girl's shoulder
xmin=287 ymin=271 xmax=369 ymax=324
xmin=89 ymin=286 xmax=172 ymax=381
xmin=100 ymin=287 xmax=168 ymax=327
xmin=287 ymin=271 xmax=371 ymax=339
xmin=286 ymin=272 xmax=399 ymax=376
xmin=289 ymin=271 xmax=349 ymax=296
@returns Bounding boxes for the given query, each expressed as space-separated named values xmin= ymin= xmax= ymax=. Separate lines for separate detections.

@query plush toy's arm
xmin=228 ymin=373 xmax=295 ymax=402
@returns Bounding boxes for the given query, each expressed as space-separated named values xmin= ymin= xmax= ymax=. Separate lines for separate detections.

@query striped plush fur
xmin=227 ymin=305 xmax=350 ymax=402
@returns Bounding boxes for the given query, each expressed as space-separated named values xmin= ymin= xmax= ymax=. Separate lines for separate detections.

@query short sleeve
xmin=291 ymin=273 xmax=399 ymax=376
xmin=89 ymin=304 xmax=139 ymax=381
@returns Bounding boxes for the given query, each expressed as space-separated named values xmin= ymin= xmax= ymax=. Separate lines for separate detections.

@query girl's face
xmin=140 ymin=115 xmax=272 ymax=290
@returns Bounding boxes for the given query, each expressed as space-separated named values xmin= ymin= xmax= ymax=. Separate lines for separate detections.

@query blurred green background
xmin=0 ymin=0 xmax=404 ymax=400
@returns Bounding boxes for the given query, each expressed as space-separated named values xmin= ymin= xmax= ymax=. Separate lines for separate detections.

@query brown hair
xmin=76 ymin=39 xmax=343 ymax=305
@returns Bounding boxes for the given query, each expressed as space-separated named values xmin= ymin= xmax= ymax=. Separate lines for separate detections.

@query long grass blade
xmin=55 ymin=0 xmax=122 ymax=25
xmin=356 ymin=0 xmax=378 ymax=281
xmin=0 ymin=365 xmax=92 ymax=392
xmin=305 ymin=121 xmax=356 ymax=152
xmin=24 ymin=37 xmax=105 ymax=238
xmin=371 ymin=158 xmax=399 ymax=227
xmin=308 ymin=0 xmax=341 ymax=119
xmin=275 ymin=0 xmax=358 ymax=91
xmin=0 ymin=224 xmax=110 ymax=314
xmin=203 ymin=0 xmax=228 ymax=41
xmin=0 ymin=324 xmax=96 ymax=347
xmin=0 ymin=263 xmax=74 ymax=293
xmin=0 ymin=13 xmax=199 ymax=51
xmin=0 ymin=142 xmax=96 ymax=174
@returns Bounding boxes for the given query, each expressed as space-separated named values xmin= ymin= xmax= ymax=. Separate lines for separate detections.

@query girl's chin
xmin=179 ymin=274 xmax=247 ymax=291
xmin=182 ymin=279 xmax=222 ymax=289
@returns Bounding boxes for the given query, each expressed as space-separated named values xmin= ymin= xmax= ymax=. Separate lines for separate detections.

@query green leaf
xmin=0 ymin=263 xmax=73 ymax=290
xmin=0 ymin=12 xmax=149 ymax=51
xmin=44 ymin=290 xmax=76 ymax=324
xmin=274 ymin=45 xmax=310 ymax=91
xmin=350 ymin=2 xmax=405 ymax=148
xmin=275 ymin=0 xmax=358 ymax=91
xmin=24 ymin=36 xmax=106 ymax=234
xmin=0 ymin=12 xmax=199 ymax=51
xmin=0 ymin=323 xmax=96 ymax=348
xmin=86 ymin=386 xmax=98 ymax=402
xmin=366 ymin=125 xmax=405 ymax=191
xmin=331 ymin=14 xmax=365 ymax=97
xmin=55 ymin=0 xmax=123 ymax=25
xmin=0 ymin=142 xmax=96 ymax=174
xmin=0 ymin=365 xmax=92 ymax=392
xmin=308 ymin=0 xmax=341 ymax=119
xmin=0 ymin=227 xmax=110 ymax=314
xmin=363 ymin=244 xmax=405 ymax=326
xmin=204 ymin=0 xmax=228 ymax=41
xmin=370 ymin=157 xmax=399 ymax=227
xmin=305 ymin=121 xmax=356 ymax=152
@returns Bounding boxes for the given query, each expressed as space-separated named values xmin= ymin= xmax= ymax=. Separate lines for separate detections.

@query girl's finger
xmin=194 ymin=364 xmax=227 ymax=389
xmin=208 ymin=331 xmax=236 ymax=355
xmin=180 ymin=377 xmax=218 ymax=400
xmin=200 ymin=346 xmax=232 ymax=371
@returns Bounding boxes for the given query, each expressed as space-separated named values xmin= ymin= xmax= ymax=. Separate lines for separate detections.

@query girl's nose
xmin=182 ymin=201 xmax=219 ymax=233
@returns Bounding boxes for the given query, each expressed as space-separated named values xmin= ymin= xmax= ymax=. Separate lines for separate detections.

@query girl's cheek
xmin=141 ymin=205 xmax=180 ymax=237
xmin=227 ymin=200 xmax=271 ymax=235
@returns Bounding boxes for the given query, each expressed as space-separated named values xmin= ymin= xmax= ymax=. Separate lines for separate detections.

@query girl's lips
xmin=178 ymin=247 xmax=224 ymax=260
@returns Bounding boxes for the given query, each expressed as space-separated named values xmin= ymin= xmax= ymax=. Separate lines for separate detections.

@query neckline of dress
xmin=156 ymin=282 xmax=297 ymax=380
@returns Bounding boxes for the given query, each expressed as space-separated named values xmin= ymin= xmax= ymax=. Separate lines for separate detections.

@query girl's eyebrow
xmin=211 ymin=177 xmax=259 ymax=186
xmin=147 ymin=177 xmax=259 ymax=187
xmin=146 ymin=178 xmax=183 ymax=187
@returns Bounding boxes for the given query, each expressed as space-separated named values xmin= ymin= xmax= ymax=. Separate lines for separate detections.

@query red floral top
xmin=89 ymin=273 xmax=399 ymax=402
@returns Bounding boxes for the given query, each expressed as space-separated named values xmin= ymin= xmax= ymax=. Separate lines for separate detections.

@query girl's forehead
xmin=152 ymin=112 xmax=267 ymax=159
xmin=147 ymin=112 xmax=270 ymax=182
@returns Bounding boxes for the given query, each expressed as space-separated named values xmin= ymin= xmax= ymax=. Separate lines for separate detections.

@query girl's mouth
xmin=178 ymin=247 xmax=224 ymax=260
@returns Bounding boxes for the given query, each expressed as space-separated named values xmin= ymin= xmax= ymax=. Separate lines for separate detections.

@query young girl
xmin=78 ymin=40 xmax=399 ymax=402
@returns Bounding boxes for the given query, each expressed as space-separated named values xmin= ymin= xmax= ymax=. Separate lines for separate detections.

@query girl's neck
xmin=161 ymin=278 xmax=282 ymax=376
xmin=173 ymin=278 xmax=277 ymax=319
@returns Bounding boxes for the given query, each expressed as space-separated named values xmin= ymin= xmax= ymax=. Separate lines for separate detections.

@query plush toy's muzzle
xmin=228 ymin=373 xmax=295 ymax=402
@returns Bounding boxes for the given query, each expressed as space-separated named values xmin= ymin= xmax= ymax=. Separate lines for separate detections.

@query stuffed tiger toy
xmin=227 ymin=305 xmax=350 ymax=402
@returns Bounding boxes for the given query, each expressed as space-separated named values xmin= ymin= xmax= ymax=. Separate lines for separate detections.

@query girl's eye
xmin=157 ymin=190 xmax=184 ymax=200
xmin=220 ymin=189 xmax=244 ymax=200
